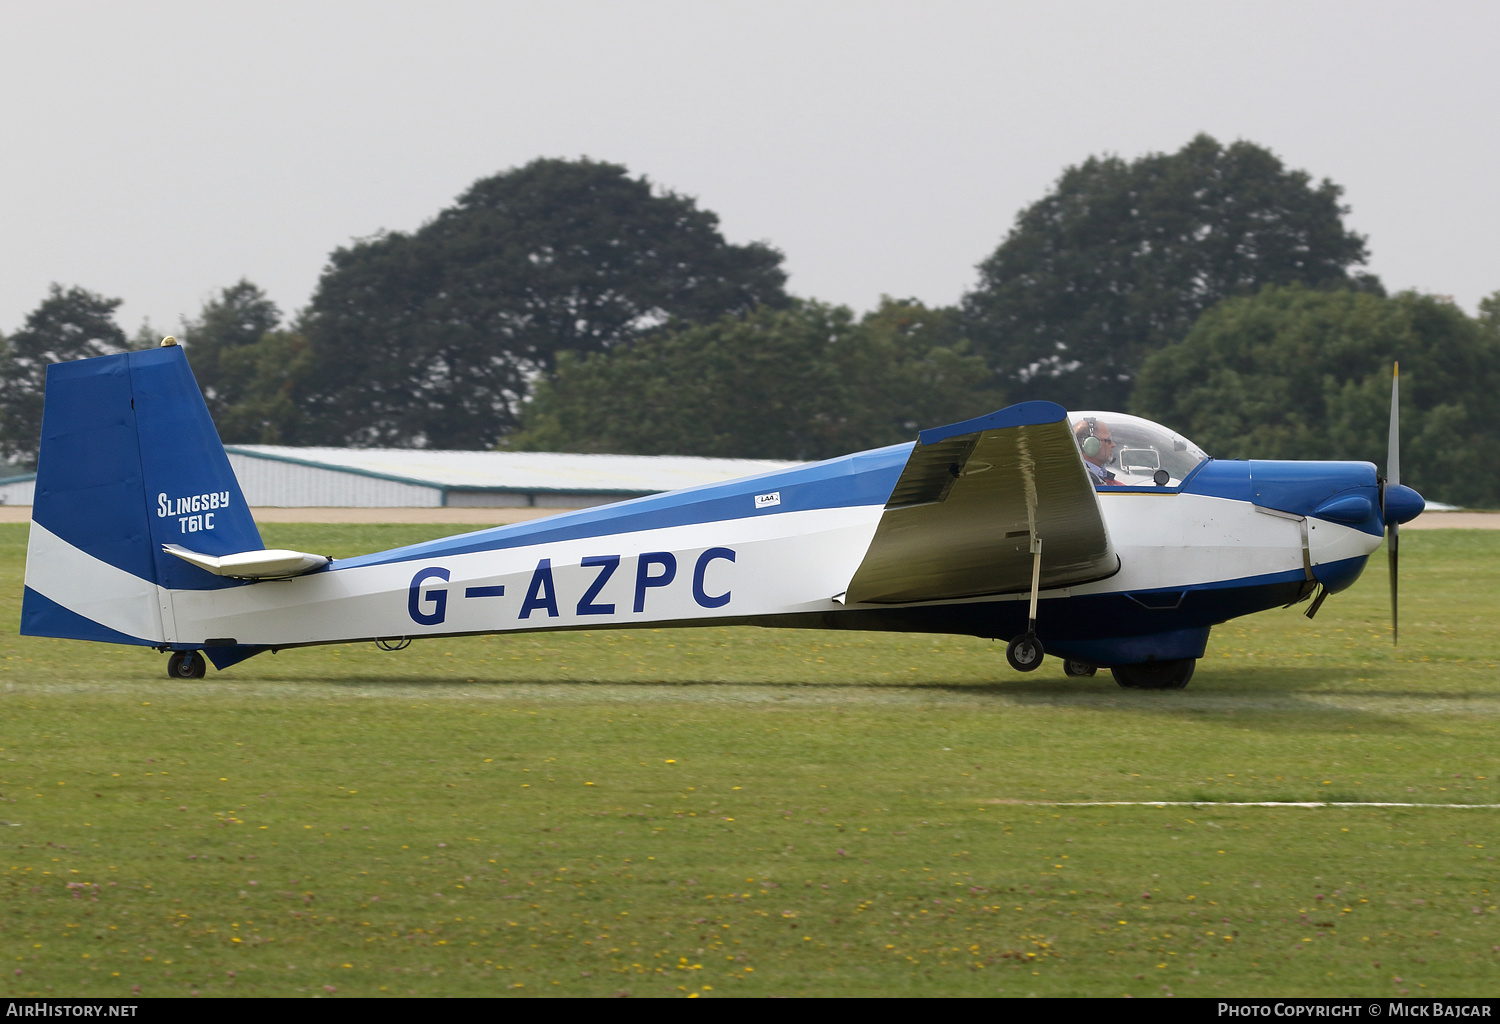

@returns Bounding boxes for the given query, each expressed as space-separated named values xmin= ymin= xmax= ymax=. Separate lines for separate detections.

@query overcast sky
xmin=3 ymin=0 xmax=1496 ymax=337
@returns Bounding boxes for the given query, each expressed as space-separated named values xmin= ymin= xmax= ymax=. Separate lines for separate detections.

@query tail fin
xmin=22 ymin=345 xmax=263 ymax=645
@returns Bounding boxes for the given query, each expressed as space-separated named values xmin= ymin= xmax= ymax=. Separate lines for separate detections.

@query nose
xmin=1383 ymin=483 xmax=1424 ymax=525
xmin=1249 ymin=460 xmax=1382 ymax=528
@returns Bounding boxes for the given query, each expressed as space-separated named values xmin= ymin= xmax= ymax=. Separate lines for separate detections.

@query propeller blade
xmin=1388 ymin=360 xmax=1400 ymax=644
xmin=1387 ymin=361 xmax=1400 ymax=488
xmin=1389 ymin=521 xmax=1399 ymax=645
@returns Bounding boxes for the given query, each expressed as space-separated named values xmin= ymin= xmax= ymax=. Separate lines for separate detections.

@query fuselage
xmin=23 ymin=442 xmax=1388 ymax=668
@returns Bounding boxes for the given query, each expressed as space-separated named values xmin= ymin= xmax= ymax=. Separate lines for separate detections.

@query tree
xmin=962 ymin=134 xmax=1379 ymax=411
xmin=296 ymin=158 xmax=789 ymax=448
xmin=855 ymin=297 xmax=996 ymax=438
xmin=509 ymin=299 xmax=995 ymax=460
xmin=1482 ymin=290 xmax=1500 ymax=345
xmin=211 ymin=330 xmax=314 ymax=444
xmin=1132 ymin=285 xmax=1500 ymax=507
xmin=0 ymin=285 xmax=129 ymax=467
xmin=177 ymin=280 xmax=283 ymax=424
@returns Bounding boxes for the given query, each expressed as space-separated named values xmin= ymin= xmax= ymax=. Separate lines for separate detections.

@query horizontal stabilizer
xmin=163 ymin=543 xmax=328 ymax=580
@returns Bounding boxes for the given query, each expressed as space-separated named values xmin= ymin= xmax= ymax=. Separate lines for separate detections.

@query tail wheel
xmin=1005 ymin=634 xmax=1045 ymax=672
xmin=1063 ymin=660 xmax=1097 ymax=678
xmin=167 ymin=651 xmax=207 ymax=679
xmin=1111 ymin=659 xmax=1195 ymax=690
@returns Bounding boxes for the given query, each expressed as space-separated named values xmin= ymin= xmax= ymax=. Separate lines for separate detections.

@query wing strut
xmin=1010 ymin=439 xmax=1048 ymax=672
xmin=1026 ymin=537 xmax=1043 ymax=637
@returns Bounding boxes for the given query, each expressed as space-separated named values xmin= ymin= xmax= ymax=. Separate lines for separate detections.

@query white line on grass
xmin=985 ymin=800 xmax=1500 ymax=809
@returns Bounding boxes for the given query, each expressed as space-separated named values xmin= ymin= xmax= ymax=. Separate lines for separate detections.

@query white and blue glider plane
xmin=20 ymin=342 xmax=1425 ymax=689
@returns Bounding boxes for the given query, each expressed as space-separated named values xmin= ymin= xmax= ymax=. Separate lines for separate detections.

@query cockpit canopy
xmin=1067 ymin=411 xmax=1209 ymax=487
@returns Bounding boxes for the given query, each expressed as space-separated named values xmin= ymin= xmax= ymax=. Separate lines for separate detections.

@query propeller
xmin=1378 ymin=363 xmax=1427 ymax=642
xmin=1386 ymin=362 xmax=1400 ymax=645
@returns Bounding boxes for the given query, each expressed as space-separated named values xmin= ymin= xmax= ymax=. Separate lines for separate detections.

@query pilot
xmin=1074 ymin=417 xmax=1121 ymax=486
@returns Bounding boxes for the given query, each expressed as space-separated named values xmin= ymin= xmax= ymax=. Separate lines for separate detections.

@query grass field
xmin=2 ymin=522 xmax=1498 ymax=998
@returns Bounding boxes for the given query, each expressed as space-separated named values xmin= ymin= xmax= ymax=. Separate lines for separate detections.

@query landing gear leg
xmin=1007 ymin=538 xmax=1046 ymax=673
xmin=167 ymin=650 xmax=206 ymax=679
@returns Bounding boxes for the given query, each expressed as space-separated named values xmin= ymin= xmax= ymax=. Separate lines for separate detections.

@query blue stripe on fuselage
xmin=333 ymin=444 xmax=912 ymax=571
xmin=746 ymin=558 xmax=1351 ymax=664
xmin=20 ymin=586 xmax=154 ymax=647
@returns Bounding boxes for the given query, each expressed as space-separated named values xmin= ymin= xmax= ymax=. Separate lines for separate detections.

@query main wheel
xmin=1005 ymin=634 xmax=1045 ymax=672
xmin=1063 ymin=660 xmax=1097 ymax=678
xmin=1111 ymin=659 xmax=1195 ymax=690
xmin=167 ymin=650 xmax=207 ymax=679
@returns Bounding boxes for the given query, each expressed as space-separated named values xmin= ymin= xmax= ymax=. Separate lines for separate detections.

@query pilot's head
xmin=1073 ymin=417 xmax=1116 ymax=467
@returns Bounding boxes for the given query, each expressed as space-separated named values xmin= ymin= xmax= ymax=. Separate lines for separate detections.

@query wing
xmin=843 ymin=401 xmax=1117 ymax=604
